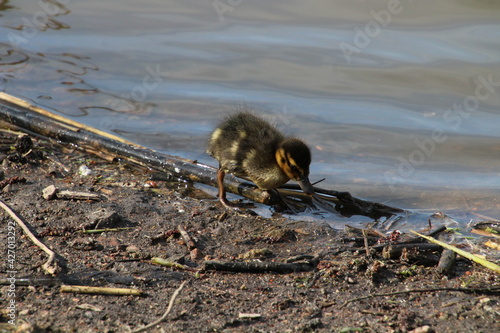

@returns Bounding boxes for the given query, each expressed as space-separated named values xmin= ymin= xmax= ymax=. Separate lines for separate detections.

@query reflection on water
xmin=1 ymin=0 xmax=500 ymax=229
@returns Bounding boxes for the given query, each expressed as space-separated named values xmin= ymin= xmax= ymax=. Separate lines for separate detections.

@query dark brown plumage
xmin=207 ymin=111 xmax=314 ymax=208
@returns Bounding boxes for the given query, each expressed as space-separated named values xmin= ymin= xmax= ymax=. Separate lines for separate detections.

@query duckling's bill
xmin=297 ymin=174 xmax=315 ymax=195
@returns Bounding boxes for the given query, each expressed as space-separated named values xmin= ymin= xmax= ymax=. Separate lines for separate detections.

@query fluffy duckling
xmin=207 ymin=111 xmax=314 ymax=208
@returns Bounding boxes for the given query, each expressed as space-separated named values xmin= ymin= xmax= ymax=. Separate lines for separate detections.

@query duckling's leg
xmin=216 ymin=169 xmax=235 ymax=209
xmin=217 ymin=169 xmax=251 ymax=209
xmin=217 ymin=169 xmax=256 ymax=210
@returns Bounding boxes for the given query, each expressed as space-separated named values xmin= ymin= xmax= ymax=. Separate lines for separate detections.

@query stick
xmin=0 ymin=95 xmax=272 ymax=205
xmin=151 ymin=257 xmax=196 ymax=271
xmin=336 ymin=286 xmax=500 ymax=309
xmin=0 ymin=92 xmax=141 ymax=148
xmin=404 ymin=225 xmax=447 ymax=243
xmin=60 ymin=285 xmax=142 ymax=296
xmin=362 ymin=229 xmax=370 ymax=256
xmin=56 ymin=190 xmax=102 ymax=201
xmin=178 ymin=225 xmax=202 ymax=260
xmin=203 ymin=259 xmax=317 ymax=273
xmin=131 ymin=281 xmax=187 ymax=333
xmin=0 ymin=176 xmax=26 ymax=189
xmin=372 ymin=225 xmax=447 ymax=252
xmin=0 ymin=199 xmax=61 ymax=275
xmin=42 ymin=185 xmax=102 ymax=201
xmin=0 ymin=93 xmax=405 ymax=219
xmin=80 ymin=227 xmax=133 ymax=234
xmin=411 ymin=230 xmax=500 ymax=274
xmin=381 ymin=243 xmax=442 ymax=259
xmin=471 ymin=228 xmax=500 ymax=239
xmin=178 ymin=225 xmax=196 ymax=250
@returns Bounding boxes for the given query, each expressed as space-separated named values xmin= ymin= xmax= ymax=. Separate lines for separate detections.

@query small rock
xmin=299 ymin=318 xmax=322 ymax=332
xmin=18 ymin=309 xmax=30 ymax=316
xmin=409 ymin=325 xmax=434 ymax=333
xmin=190 ymin=248 xmax=203 ymax=261
xmin=479 ymin=297 xmax=492 ymax=304
xmin=265 ymin=228 xmax=297 ymax=242
xmin=483 ymin=305 xmax=500 ymax=315
xmin=76 ymin=304 xmax=103 ymax=312
xmin=238 ymin=313 xmax=261 ymax=319
xmin=346 ymin=276 xmax=356 ymax=284
xmin=239 ymin=248 xmax=273 ymax=259
xmin=126 ymin=245 xmax=140 ymax=253
xmin=129 ymin=252 xmax=140 ymax=259
xmin=79 ymin=165 xmax=93 ymax=176
xmin=97 ymin=236 xmax=121 ymax=248
xmin=86 ymin=208 xmax=121 ymax=229
xmin=2 ymin=184 xmax=11 ymax=193
xmin=70 ymin=237 xmax=101 ymax=251
xmin=273 ymin=298 xmax=296 ymax=311
xmin=42 ymin=185 xmax=58 ymax=200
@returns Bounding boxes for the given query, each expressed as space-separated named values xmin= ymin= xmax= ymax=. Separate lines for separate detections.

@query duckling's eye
xmin=289 ymin=165 xmax=299 ymax=174
xmin=281 ymin=158 xmax=286 ymax=164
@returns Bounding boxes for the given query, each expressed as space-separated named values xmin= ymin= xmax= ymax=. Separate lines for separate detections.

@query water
xmin=1 ymin=0 xmax=500 ymax=230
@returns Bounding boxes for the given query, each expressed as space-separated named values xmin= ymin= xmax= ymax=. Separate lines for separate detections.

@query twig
xmin=0 ymin=199 xmax=61 ymax=275
xmin=151 ymin=257 xmax=196 ymax=271
xmin=238 ymin=313 xmax=261 ymax=319
xmin=60 ymin=285 xmax=142 ymax=296
xmin=131 ymin=281 xmax=187 ymax=333
xmin=0 ymin=92 xmax=407 ymax=218
xmin=0 ymin=176 xmax=26 ymax=189
xmin=411 ymin=230 xmax=500 ymax=274
xmin=203 ymin=259 xmax=317 ymax=273
xmin=306 ymin=271 xmax=322 ymax=289
xmin=0 ymin=92 xmax=141 ymax=147
xmin=471 ymin=228 xmax=500 ymax=239
xmin=405 ymin=225 xmax=447 ymax=243
xmin=345 ymin=225 xmax=385 ymax=238
xmin=372 ymin=225 xmax=447 ymax=252
xmin=362 ymin=229 xmax=370 ymax=256
xmin=337 ymin=286 xmax=500 ymax=309
xmin=178 ymin=225 xmax=196 ymax=250
xmin=0 ymin=277 xmax=59 ymax=286
xmin=42 ymin=185 xmax=102 ymax=201
xmin=45 ymin=153 xmax=71 ymax=173
xmin=57 ymin=190 xmax=102 ymax=201
xmin=178 ymin=225 xmax=202 ymax=260
xmin=80 ymin=227 xmax=133 ymax=234
xmin=381 ymin=243 xmax=442 ymax=259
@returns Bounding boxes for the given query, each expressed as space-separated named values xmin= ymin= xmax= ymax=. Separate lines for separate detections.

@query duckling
xmin=207 ymin=111 xmax=314 ymax=208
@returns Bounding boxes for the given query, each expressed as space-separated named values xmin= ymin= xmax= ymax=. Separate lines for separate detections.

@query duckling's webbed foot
xmin=219 ymin=195 xmax=248 ymax=210
xmin=217 ymin=169 xmax=255 ymax=210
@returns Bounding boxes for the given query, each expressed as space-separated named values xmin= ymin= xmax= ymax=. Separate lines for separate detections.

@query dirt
xmin=0 ymin=128 xmax=498 ymax=333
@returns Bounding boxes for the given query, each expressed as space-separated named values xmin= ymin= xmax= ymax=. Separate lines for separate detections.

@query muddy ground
xmin=0 ymin=128 xmax=498 ymax=333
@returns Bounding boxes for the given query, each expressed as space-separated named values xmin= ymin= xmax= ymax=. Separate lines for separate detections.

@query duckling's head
xmin=275 ymin=138 xmax=315 ymax=195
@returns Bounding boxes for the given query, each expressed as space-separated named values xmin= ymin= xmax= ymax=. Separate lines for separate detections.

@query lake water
xmin=1 ymin=0 xmax=499 ymax=230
